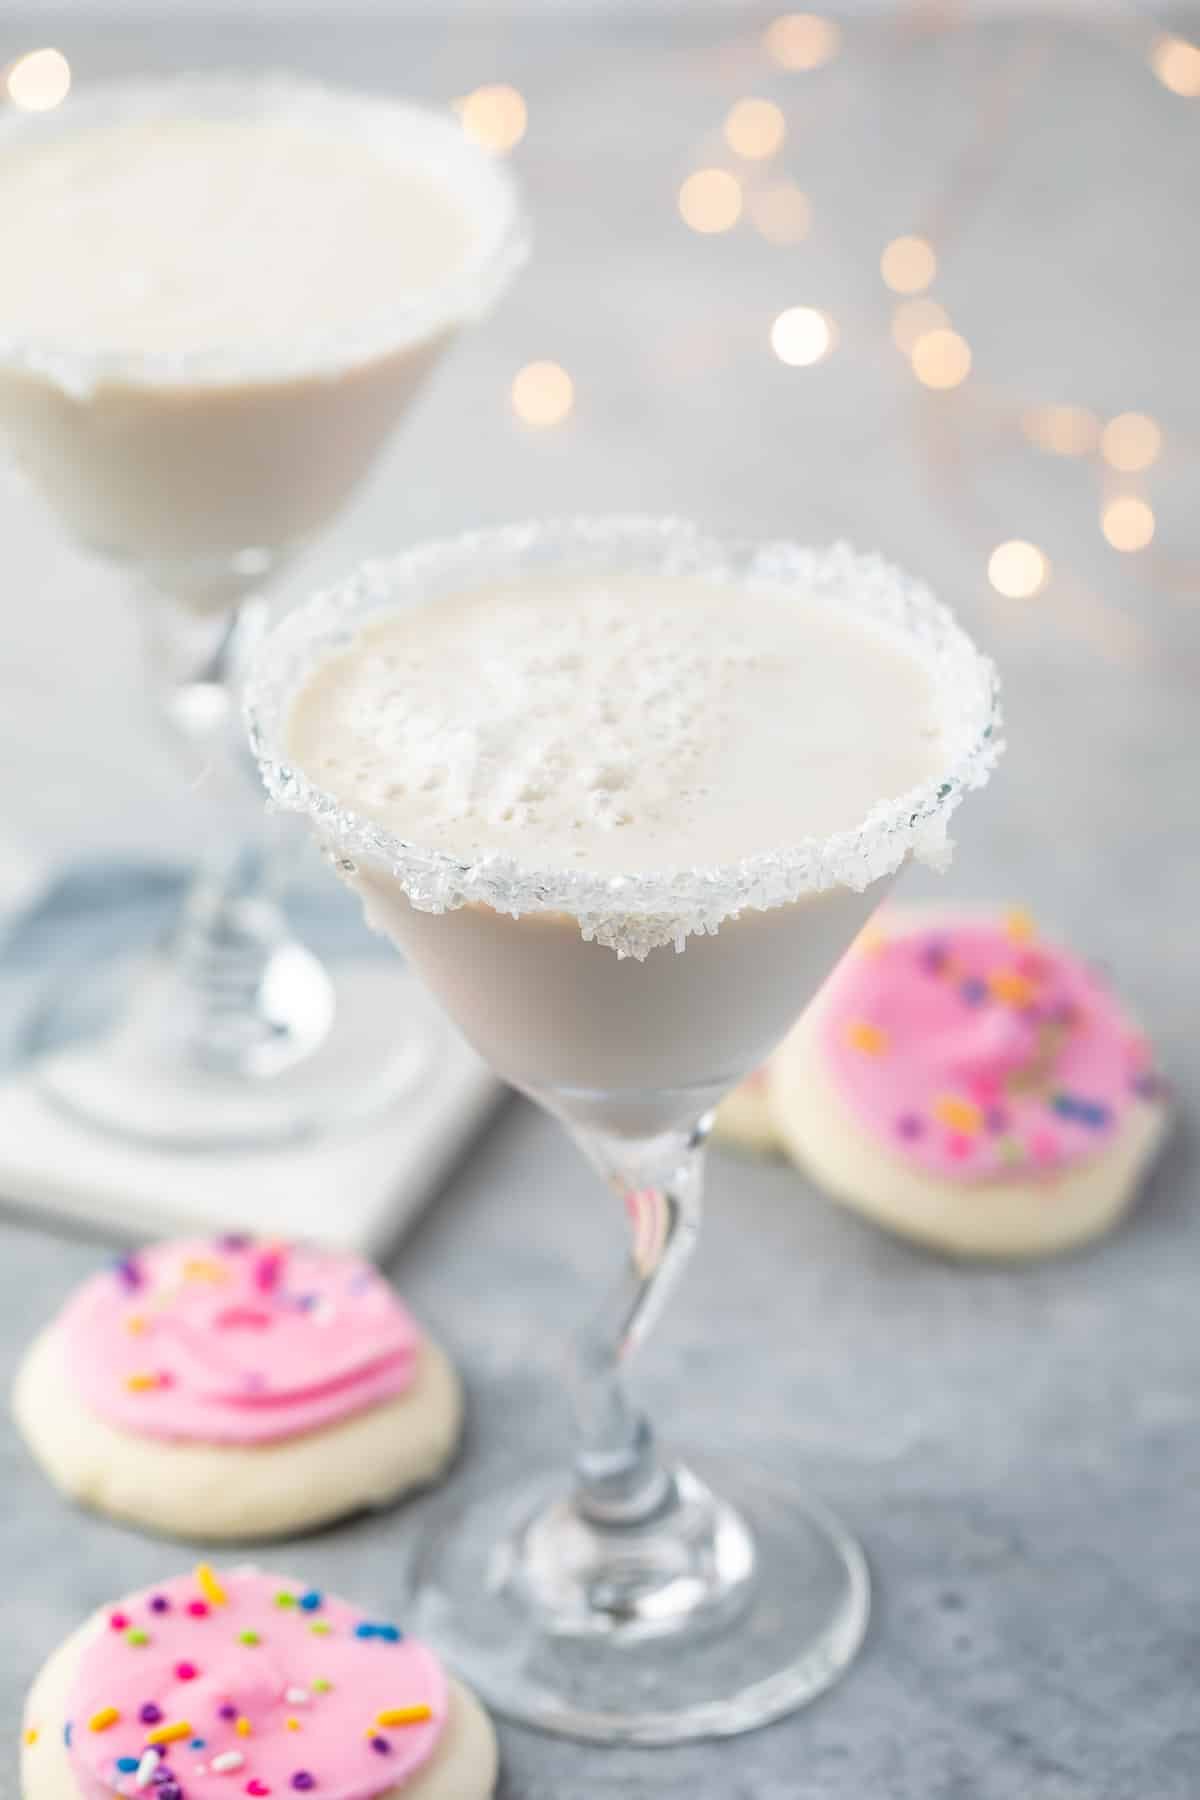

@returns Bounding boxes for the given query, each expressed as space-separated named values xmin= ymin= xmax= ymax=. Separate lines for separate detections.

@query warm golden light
xmin=1150 ymin=34 xmax=1200 ymax=97
xmin=890 ymin=299 xmax=948 ymax=353
xmin=770 ymin=306 xmax=835 ymax=366
xmin=748 ymin=181 xmax=811 ymax=244
xmin=988 ymin=540 xmax=1049 ymax=599
xmin=1101 ymin=496 xmax=1155 ymax=552
xmin=880 ymin=235 xmax=937 ymax=295
xmin=1021 ymin=404 xmax=1099 ymax=456
xmin=678 ymin=168 xmax=743 ymax=234
xmin=764 ymin=13 xmax=841 ymax=70
xmin=459 ymin=84 xmax=527 ymax=153
xmin=511 ymin=361 xmax=574 ymax=428
xmin=5 ymin=47 xmax=71 ymax=111
xmin=1100 ymin=412 xmax=1162 ymax=473
xmin=910 ymin=328 xmax=971 ymax=389
xmin=723 ymin=98 xmax=787 ymax=160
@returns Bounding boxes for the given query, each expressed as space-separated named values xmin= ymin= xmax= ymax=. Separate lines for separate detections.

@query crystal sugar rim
xmin=245 ymin=517 xmax=1003 ymax=958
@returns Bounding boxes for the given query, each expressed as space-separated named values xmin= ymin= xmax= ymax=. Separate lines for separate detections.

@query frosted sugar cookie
xmin=21 ymin=1564 xmax=497 ymax=1800
xmin=13 ymin=1237 xmax=461 ymax=1539
xmin=712 ymin=1063 xmax=784 ymax=1156
xmin=770 ymin=907 xmax=1169 ymax=1258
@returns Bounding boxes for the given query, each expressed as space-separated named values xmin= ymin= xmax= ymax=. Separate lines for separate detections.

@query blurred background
xmin=3 ymin=0 xmax=1197 ymax=937
xmin=1 ymin=6 xmax=1197 ymax=1794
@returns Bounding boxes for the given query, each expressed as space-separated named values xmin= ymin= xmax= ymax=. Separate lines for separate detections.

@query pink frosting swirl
xmin=58 ymin=1239 xmax=420 ymax=1444
xmin=64 ymin=1567 xmax=447 ymax=1800
xmin=821 ymin=911 xmax=1159 ymax=1179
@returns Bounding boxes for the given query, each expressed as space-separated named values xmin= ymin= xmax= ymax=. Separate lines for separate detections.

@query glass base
xmin=22 ymin=948 xmax=430 ymax=1151
xmin=403 ymin=1455 xmax=869 ymax=1745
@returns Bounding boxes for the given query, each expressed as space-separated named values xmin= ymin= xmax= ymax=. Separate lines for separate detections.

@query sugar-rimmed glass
xmin=0 ymin=72 xmax=528 ymax=1147
xmin=247 ymin=517 xmax=1001 ymax=1743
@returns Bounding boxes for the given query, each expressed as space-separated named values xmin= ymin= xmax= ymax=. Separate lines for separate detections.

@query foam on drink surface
xmin=0 ymin=116 xmax=473 ymax=355
xmin=287 ymin=574 xmax=948 ymax=876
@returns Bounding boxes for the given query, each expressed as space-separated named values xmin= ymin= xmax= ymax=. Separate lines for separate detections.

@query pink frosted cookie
xmin=770 ymin=906 xmax=1170 ymax=1257
xmin=13 ymin=1238 xmax=461 ymax=1539
xmin=21 ymin=1565 xmax=497 ymax=1800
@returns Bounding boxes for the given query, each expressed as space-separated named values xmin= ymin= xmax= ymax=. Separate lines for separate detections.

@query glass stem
xmin=138 ymin=586 xmax=332 ymax=1078
xmin=565 ymin=1115 xmax=711 ymax=1525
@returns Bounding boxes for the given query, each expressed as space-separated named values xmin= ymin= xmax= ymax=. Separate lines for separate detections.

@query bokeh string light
xmin=1021 ymin=405 xmax=1100 ymax=457
xmin=457 ymin=84 xmax=527 ymax=154
xmin=747 ymin=180 xmax=811 ymax=244
xmin=910 ymin=328 xmax=972 ymax=389
xmin=724 ymin=98 xmax=787 ymax=160
xmin=988 ymin=541 xmax=1050 ymax=599
xmin=1099 ymin=412 xmax=1162 ymax=473
xmin=1149 ymin=34 xmax=1200 ymax=98
xmin=880 ymin=236 xmax=937 ymax=295
xmin=678 ymin=167 xmax=743 ymax=233
xmin=1101 ymin=496 xmax=1155 ymax=553
xmin=511 ymin=361 xmax=574 ymax=429
xmin=770 ymin=307 xmax=835 ymax=366
xmin=764 ymin=13 xmax=842 ymax=71
xmin=4 ymin=47 xmax=70 ymax=111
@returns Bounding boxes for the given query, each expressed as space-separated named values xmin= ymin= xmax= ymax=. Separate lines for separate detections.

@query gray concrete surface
xmin=1 ymin=9 xmax=1196 ymax=1797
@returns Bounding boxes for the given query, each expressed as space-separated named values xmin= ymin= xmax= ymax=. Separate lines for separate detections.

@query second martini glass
xmin=0 ymin=72 xmax=526 ymax=1147
xmin=247 ymin=519 xmax=1001 ymax=1742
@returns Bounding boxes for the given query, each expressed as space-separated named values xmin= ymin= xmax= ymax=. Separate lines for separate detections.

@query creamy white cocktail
xmin=0 ymin=75 xmax=526 ymax=1148
xmin=0 ymin=77 xmax=522 ymax=596
xmin=249 ymin=520 xmax=1000 ymax=1745
xmin=286 ymin=568 xmax=949 ymax=1127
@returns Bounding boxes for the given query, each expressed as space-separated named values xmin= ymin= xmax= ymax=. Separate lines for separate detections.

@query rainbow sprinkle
xmin=125 ymin=1372 xmax=169 ymax=1392
xmin=932 ymin=1095 xmax=984 ymax=1136
xmin=988 ymin=970 xmax=1036 ymax=1009
xmin=845 ymin=1020 xmax=889 ymax=1056
xmin=195 ymin=1564 xmax=228 ymax=1607
xmin=238 ymin=1630 xmax=262 ymax=1647
xmin=1003 ymin=907 xmax=1036 ymax=943
xmin=88 ymin=1707 xmax=120 ymax=1732
xmin=23 ymin=1728 xmax=38 ymax=1747
xmin=211 ymin=1752 xmax=244 ymax=1774
xmin=375 ymin=1706 xmax=432 ymax=1727
xmin=134 ymin=1750 xmax=161 ymax=1788
xmin=235 ymin=1717 xmax=253 ymax=1738
xmin=183 ymin=1257 xmax=228 ymax=1283
xmin=126 ymin=1629 xmax=150 ymax=1647
xmin=145 ymin=1720 xmax=192 ymax=1747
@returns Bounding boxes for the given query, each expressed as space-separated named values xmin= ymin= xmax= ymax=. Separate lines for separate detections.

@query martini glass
xmin=0 ymin=73 xmax=527 ymax=1147
xmin=246 ymin=519 xmax=1001 ymax=1743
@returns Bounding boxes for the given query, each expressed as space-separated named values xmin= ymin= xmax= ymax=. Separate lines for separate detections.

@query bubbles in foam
xmin=287 ymin=572 xmax=949 ymax=875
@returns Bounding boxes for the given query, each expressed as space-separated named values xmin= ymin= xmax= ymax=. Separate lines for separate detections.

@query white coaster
xmin=0 ymin=994 xmax=504 ymax=1257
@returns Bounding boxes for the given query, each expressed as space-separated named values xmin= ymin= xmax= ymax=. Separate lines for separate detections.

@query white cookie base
xmin=771 ymin=985 xmax=1168 ymax=1261
xmin=21 ymin=1616 xmax=498 ymax=1800
xmin=12 ymin=1327 xmax=462 ymax=1541
xmin=712 ymin=1077 xmax=783 ymax=1156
